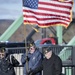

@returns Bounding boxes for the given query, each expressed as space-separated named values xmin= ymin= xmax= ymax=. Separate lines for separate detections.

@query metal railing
xmin=7 ymin=45 xmax=73 ymax=61
xmin=14 ymin=65 xmax=75 ymax=75
xmin=62 ymin=65 xmax=75 ymax=75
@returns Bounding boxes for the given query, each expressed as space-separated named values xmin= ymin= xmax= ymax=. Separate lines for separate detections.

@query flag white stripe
xmin=40 ymin=0 xmax=72 ymax=6
xmin=23 ymin=14 xmax=70 ymax=21
xmin=23 ymin=5 xmax=71 ymax=12
xmin=23 ymin=8 xmax=70 ymax=17
xmin=39 ymin=4 xmax=71 ymax=12
xmin=23 ymin=12 xmax=70 ymax=21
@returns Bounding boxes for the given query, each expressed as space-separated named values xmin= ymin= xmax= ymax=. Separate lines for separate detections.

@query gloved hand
xmin=25 ymin=56 xmax=30 ymax=61
xmin=28 ymin=70 xmax=34 ymax=75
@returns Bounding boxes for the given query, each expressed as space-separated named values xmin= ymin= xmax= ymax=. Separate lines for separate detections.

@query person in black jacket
xmin=28 ymin=45 xmax=62 ymax=75
xmin=0 ymin=47 xmax=19 ymax=75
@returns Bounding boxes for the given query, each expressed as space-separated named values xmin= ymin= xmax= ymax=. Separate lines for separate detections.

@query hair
xmin=0 ymin=47 xmax=5 ymax=53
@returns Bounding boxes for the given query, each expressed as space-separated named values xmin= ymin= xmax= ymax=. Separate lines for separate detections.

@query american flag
xmin=22 ymin=0 xmax=73 ymax=28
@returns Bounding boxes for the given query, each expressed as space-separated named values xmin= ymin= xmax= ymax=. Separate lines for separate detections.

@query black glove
xmin=11 ymin=55 xmax=19 ymax=66
xmin=25 ymin=56 xmax=30 ymax=61
xmin=28 ymin=70 xmax=34 ymax=75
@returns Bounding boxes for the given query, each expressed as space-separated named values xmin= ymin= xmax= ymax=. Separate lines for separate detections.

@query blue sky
xmin=0 ymin=0 xmax=22 ymax=20
xmin=0 ymin=0 xmax=75 ymax=20
xmin=73 ymin=0 xmax=75 ymax=11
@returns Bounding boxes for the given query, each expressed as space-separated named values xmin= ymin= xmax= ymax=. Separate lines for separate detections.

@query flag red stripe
xmin=39 ymin=1 xmax=72 ymax=9
xmin=38 ymin=7 xmax=70 ymax=15
xmin=23 ymin=14 xmax=70 ymax=20
xmin=23 ymin=15 xmax=70 ymax=22
xmin=23 ymin=10 xmax=70 ymax=20
xmin=24 ymin=20 xmax=68 ymax=26
xmin=23 ymin=9 xmax=70 ymax=16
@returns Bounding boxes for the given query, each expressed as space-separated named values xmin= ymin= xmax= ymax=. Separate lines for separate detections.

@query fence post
xmin=72 ymin=46 xmax=75 ymax=75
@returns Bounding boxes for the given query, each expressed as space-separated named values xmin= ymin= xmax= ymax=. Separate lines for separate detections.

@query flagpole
xmin=23 ymin=24 xmax=29 ymax=75
xmin=42 ymin=28 xmax=46 ymax=38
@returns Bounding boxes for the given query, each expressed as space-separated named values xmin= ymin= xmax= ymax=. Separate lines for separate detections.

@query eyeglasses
xmin=30 ymin=48 xmax=33 ymax=50
xmin=30 ymin=47 xmax=35 ymax=50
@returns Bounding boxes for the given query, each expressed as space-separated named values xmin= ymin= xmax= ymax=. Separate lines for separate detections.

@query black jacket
xmin=31 ymin=52 xmax=62 ymax=75
xmin=0 ymin=55 xmax=19 ymax=75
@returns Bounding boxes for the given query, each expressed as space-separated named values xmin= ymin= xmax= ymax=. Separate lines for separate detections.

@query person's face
xmin=29 ymin=46 xmax=35 ymax=54
xmin=0 ymin=52 xmax=5 ymax=59
xmin=44 ymin=51 xmax=52 ymax=59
